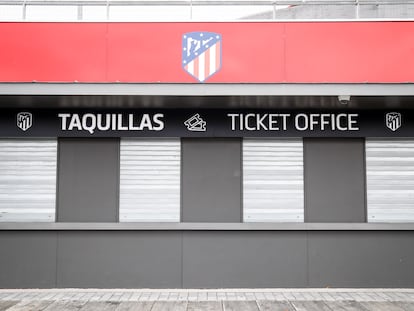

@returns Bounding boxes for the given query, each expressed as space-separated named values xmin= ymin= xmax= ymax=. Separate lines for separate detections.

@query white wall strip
xmin=119 ymin=139 xmax=181 ymax=222
xmin=243 ymin=139 xmax=304 ymax=222
xmin=366 ymin=139 xmax=414 ymax=222
xmin=0 ymin=139 xmax=57 ymax=222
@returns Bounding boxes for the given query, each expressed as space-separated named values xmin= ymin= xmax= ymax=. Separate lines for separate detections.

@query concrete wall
xmin=1 ymin=231 xmax=414 ymax=288
xmin=1 ymin=138 xmax=413 ymax=288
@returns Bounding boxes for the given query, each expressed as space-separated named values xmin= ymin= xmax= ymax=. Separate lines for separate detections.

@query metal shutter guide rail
xmin=1 ymin=222 xmax=414 ymax=231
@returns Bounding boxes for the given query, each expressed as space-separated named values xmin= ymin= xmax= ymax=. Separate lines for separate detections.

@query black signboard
xmin=0 ymin=109 xmax=412 ymax=137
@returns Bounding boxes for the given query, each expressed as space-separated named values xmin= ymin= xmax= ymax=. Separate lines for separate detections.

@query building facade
xmin=0 ymin=2 xmax=414 ymax=288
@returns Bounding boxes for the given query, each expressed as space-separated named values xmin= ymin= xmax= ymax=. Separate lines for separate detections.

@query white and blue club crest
xmin=182 ymin=32 xmax=222 ymax=82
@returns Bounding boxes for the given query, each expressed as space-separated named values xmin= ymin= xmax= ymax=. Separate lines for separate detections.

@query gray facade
xmin=1 ymin=231 xmax=414 ymax=288
xmin=1 ymin=126 xmax=413 ymax=288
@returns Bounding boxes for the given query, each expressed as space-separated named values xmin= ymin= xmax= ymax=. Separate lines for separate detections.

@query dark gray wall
xmin=0 ymin=232 xmax=57 ymax=288
xmin=57 ymin=232 xmax=182 ymax=288
xmin=57 ymin=139 xmax=120 ymax=222
xmin=182 ymin=232 xmax=306 ymax=288
xmin=182 ymin=138 xmax=242 ymax=222
xmin=1 ymin=231 xmax=414 ymax=288
xmin=308 ymin=231 xmax=414 ymax=288
xmin=304 ymin=138 xmax=366 ymax=222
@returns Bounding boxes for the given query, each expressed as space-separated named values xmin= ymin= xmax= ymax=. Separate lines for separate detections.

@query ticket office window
xmin=119 ymin=139 xmax=181 ymax=222
xmin=366 ymin=139 xmax=414 ymax=222
xmin=243 ymin=139 xmax=304 ymax=222
xmin=0 ymin=139 xmax=57 ymax=222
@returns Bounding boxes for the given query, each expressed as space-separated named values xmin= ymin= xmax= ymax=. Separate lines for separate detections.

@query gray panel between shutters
xmin=366 ymin=139 xmax=414 ymax=222
xmin=119 ymin=139 xmax=180 ymax=222
xmin=243 ymin=139 xmax=304 ymax=222
xmin=0 ymin=139 xmax=57 ymax=222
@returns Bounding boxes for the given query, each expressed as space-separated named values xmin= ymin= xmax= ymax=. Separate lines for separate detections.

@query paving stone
xmin=6 ymin=300 xmax=54 ymax=311
xmin=114 ymin=302 xmax=154 ymax=311
xmin=0 ymin=301 xmax=19 ymax=311
xmin=257 ymin=300 xmax=295 ymax=311
xmin=216 ymin=293 xmax=226 ymax=301
xmin=128 ymin=293 xmax=142 ymax=302
xmin=223 ymin=301 xmax=259 ymax=311
xmin=1 ymin=294 xmax=19 ymax=301
xmin=254 ymin=294 xmax=266 ymax=301
xmin=151 ymin=301 xmax=188 ymax=311
xmin=359 ymin=301 xmax=407 ymax=311
xmin=397 ymin=302 xmax=414 ymax=311
xmin=187 ymin=301 xmax=223 ymax=311
xmin=42 ymin=301 xmax=87 ymax=311
xmin=79 ymin=302 xmax=120 ymax=311
xmin=324 ymin=301 xmax=370 ymax=311
xmin=291 ymin=301 xmax=333 ymax=311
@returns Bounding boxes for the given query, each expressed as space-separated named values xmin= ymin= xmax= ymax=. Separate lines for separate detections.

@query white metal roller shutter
xmin=0 ymin=139 xmax=57 ymax=222
xmin=366 ymin=139 xmax=414 ymax=222
xmin=243 ymin=139 xmax=304 ymax=222
xmin=120 ymin=139 xmax=180 ymax=222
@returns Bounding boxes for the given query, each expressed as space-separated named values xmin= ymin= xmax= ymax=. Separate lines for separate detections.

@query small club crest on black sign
xmin=385 ymin=112 xmax=401 ymax=132
xmin=17 ymin=112 xmax=33 ymax=131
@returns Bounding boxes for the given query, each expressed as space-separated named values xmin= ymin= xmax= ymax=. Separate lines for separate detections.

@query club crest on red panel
xmin=182 ymin=32 xmax=222 ymax=82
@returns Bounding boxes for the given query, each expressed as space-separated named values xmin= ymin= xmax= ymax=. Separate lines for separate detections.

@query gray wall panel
xmin=308 ymin=231 xmax=414 ymax=288
xmin=182 ymin=232 xmax=307 ymax=288
xmin=304 ymin=138 xmax=366 ymax=222
xmin=0 ymin=232 xmax=57 ymax=288
xmin=182 ymin=139 xmax=242 ymax=222
xmin=0 ymin=231 xmax=413 ymax=288
xmin=56 ymin=231 xmax=182 ymax=288
xmin=57 ymin=139 xmax=120 ymax=222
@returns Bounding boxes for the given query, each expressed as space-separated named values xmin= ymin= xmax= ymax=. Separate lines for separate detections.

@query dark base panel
xmin=0 ymin=232 xmax=57 ymax=288
xmin=0 ymin=231 xmax=413 ymax=288
xmin=308 ymin=231 xmax=414 ymax=288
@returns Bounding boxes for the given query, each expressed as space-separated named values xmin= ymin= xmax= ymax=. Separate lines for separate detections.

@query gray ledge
xmin=0 ymin=222 xmax=414 ymax=231
xmin=1 ymin=83 xmax=414 ymax=96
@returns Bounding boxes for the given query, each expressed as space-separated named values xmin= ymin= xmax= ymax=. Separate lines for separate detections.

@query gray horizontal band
xmin=1 ymin=222 xmax=414 ymax=231
xmin=1 ymin=83 xmax=414 ymax=96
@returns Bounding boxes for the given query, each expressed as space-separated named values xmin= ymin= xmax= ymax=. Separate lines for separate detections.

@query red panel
xmin=0 ymin=22 xmax=413 ymax=83
xmin=107 ymin=23 xmax=284 ymax=83
xmin=0 ymin=23 xmax=107 ymax=82
xmin=285 ymin=22 xmax=414 ymax=83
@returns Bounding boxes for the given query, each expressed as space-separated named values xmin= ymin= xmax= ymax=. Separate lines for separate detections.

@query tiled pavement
xmin=0 ymin=289 xmax=414 ymax=310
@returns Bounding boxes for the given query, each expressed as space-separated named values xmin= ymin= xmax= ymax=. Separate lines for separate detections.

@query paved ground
xmin=0 ymin=289 xmax=414 ymax=310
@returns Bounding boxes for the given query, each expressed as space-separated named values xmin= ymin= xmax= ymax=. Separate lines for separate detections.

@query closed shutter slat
xmin=119 ymin=139 xmax=180 ymax=222
xmin=243 ymin=139 xmax=304 ymax=222
xmin=0 ymin=139 xmax=57 ymax=222
xmin=367 ymin=139 xmax=414 ymax=223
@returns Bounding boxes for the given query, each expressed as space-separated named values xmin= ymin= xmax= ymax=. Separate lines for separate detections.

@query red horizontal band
xmin=0 ymin=22 xmax=413 ymax=83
